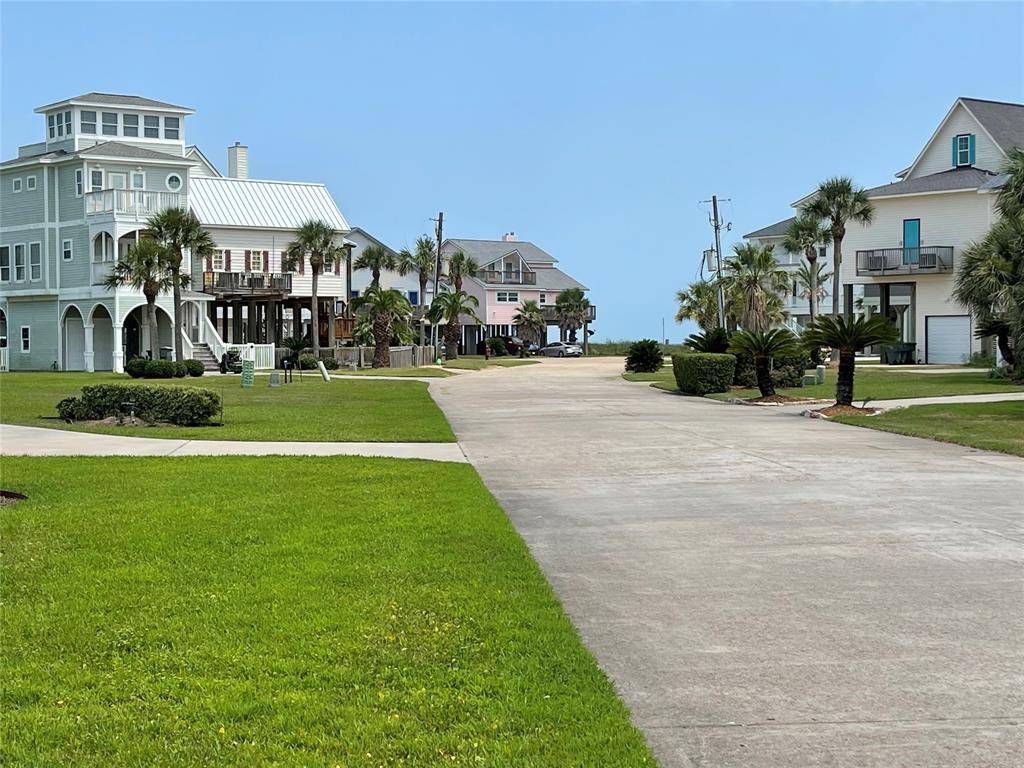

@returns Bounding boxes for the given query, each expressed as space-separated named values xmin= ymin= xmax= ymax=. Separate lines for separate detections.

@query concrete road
xmin=431 ymin=357 xmax=1024 ymax=767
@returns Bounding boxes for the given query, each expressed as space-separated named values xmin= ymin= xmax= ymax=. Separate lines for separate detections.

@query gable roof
xmin=185 ymin=145 xmax=222 ymax=177
xmin=444 ymin=238 xmax=557 ymax=265
xmin=189 ymin=176 xmax=349 ymax=231
xmin=346 ymin=227 xmax=399 ymax=256
xmin=78 ymin=141 xmax=192 ymax=163
xmin=744 ymin=216 xmax=795 ymax=239
xmin=35 ymin=92 xmax=194 ymax=114
xmin=960 ymin=97 xmax=1024 ymax=155
xmin=864 ymin=166 xmax=998 ymax=198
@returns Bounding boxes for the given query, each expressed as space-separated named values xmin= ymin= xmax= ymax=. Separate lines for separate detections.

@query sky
xmin=2 ymin=1 xmax=1022 ymax=341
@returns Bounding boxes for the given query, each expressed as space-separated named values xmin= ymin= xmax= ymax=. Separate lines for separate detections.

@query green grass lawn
xmin=334 ymin=366 xmax=452 ymax=378
xmin=1 ymin=456 xmax=654 ymax=766
xmin=833 ymin=400 xmax=1024 ymax=457
xmin=443 ymin=356 xmax=540 ymax=371
xmin=0 ymin=372 xmax=455 ymax=442
xmin=622 ymin=366 xmax=670 ymax=382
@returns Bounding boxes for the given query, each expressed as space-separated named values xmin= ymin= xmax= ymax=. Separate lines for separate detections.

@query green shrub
xmin=486 ymin=337 xmax=508 ymax=357
xmin=734 ymin=350 xmax=811 ymax=389
xmin=183 ymin=359 xmax=205 ymax=377
xmin=624 ymin=339 xmax=663 ymax=373
xmin=322 ymin=356 xmax=339 ymax=370
xmin=125 ymin=356 xmax=148 ymax=378
xmin=685 ymin=328 xmax=730 ymax=353
xmin=298 ymin=354 xmax=320 ymax=370
xmin=56 ymin=384 xmax=220 ymax=426
xmin=172 ymin=361 xmax=189 ymax=378
xmin=672 ymin=353 xmax=735 ymax=396
xmin=143 ymin=360 xmax=175 ymax=379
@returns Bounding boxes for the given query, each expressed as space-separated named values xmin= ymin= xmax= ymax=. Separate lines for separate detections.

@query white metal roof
xmin=188 ymin=176 xmax=349 ymax=231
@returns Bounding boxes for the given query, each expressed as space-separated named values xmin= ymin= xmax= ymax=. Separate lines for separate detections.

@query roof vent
xmin=227 ymin=141 xmax=248 ymax=179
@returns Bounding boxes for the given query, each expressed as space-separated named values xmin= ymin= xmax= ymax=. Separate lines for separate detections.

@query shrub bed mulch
xmin=806 ymin=404 xmax=880 ymax=418
xmin=741 ymin=394 xmax=821 ymax=405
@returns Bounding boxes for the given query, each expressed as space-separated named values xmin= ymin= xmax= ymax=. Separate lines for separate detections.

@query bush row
xmin=126 ymin=357 xmax=205 ymax=379
xmin=672 ymin=353 xmax=736 ymax=395
xmin=298 ymin=354 xmax=339 ymax=370
xmin=57 ymin=384 xmax=220 ymax=426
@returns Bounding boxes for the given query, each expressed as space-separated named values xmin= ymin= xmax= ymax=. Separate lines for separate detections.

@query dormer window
xmin=954 ymin=134 xmax=974 ymax=167
xmin=164 ymin=116 xmax=180 ymax=140
xmin=144 ymin=116 xmax=160 ymax=138
xmin=123 ymin=114 xmax=139 ymax=137
xmin=102 ymin=112 xmax=118 ymax=136
xmin=48 ymin=114 xmax=55 ymax=139
xmin=62 ymin=111 xmax=71 ymax=135
xmin=81 ymin=111 xmax=97 ymax=134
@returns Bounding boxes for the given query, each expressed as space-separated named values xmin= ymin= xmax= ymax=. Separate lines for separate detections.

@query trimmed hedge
xmin=298 ymin=354 xmax=339 ymax=370
xmin=183 ymin=359 xmax=205 ymax=377
xmin=733 ymin=350 xmax=811 ymax=389
xmin=125 ymin=356 xmax=148 ymax=378
xmin=126 ymin=356 xmax=205 ymax=378
xmin=57 ymin=384 xmax=220 ymax=426
xmin=672 ymin=353 xmax=735 ymax=396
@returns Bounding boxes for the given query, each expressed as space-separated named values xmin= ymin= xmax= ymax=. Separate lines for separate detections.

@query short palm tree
xmin=103 ymin=238 xmax=181 ymax=360
xmin=351 ymin=286 xmax=413 ymax=368
xmin=782 ymin=214 xmax=831 ymax=325
xmin=721 ymin=242 xmax=789 ymax=332
xmin=554 ymin=287 xmax=592 ymax=344
xmin=426 ymin=290 xmax=481 ymax=360
xmin=802 ymin=315 xmax=899 ymax=406
xmin=354 ymin=243 xmax=397 ymax=289
xmin=513 ymin=299 xmax=546 ymax=351
xmin=397 ymin=236 xmax=437 ymax=345
xmin=675 ymin=280 xmax=721 ymax=330
xmin=147 ymin=207 xmax=217 ymax=361
xmin=445 ymin=251 xmax=479 ymax=292
xmin=728 ymin=328 xmax=799 ymax=398
xmin=802 ymin=177 xmax=874 ymax=316
xmin=282 ymin=220 xmax=346 ymax=356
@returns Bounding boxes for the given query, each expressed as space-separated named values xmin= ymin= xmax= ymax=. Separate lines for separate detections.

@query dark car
xmin=502 ymin=336 xmax=530 ymax=356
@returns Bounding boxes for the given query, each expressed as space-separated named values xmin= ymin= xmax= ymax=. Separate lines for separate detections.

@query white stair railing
xmin=201 ymin=314 xmax=229 ymax=361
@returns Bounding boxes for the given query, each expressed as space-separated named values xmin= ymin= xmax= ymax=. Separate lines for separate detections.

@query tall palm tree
xmin=351 ymin=286 xmax=413 ymax=368
xmin=354 ymin=243 xmax=397 ymax=289
xmin=803 ymin=177 xmax=874 ymax=316
xmin=782 ymin=214 xmax=831 ymax=325
xmin=147 ymin=207 xmax=216 ymax=361
xmin=554 ymin=287 xmax=592 ymax=343
xmin=794 ymin=261 xmax=832 ymax=321
xmin=103 ymin=238 xmax=180 ymax=360
xmin=426 ymin=290 xmax=481 ymax=360
xmin=675 ymin=280 xmax=721 ymax=330
xmin=397 ymin=235 xmax=436 ymax=345
xmin=996 ymin=147 xmax=1024 ymax=217
xmin=802 ymin=315 xmax=899 ymax=406
xmin=513 ymin=299 xmax=547 ymax=351
xmin=282 ymin=219 xmax=346 ymax=356
xmin=445 ymin=251 xmax=479 ymax=291
xmin=721 ymin=242 xmax=789 ymax=332
xmin=728 ymin=328 xmax=799 ymax=398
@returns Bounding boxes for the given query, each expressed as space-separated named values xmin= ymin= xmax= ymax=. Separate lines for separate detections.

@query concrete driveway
xmin=430 ymin=357 xmax=1024 ymax=767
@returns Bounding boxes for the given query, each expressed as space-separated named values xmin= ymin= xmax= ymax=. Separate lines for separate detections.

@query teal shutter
xmin=968 ymin=134 xmax=976 ymax=165
xmin=952 ymin=136 xmax=958 ymax=167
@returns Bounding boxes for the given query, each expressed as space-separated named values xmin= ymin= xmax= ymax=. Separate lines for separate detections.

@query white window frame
xmin=13 ymin=244 xmax=26 ymax=281
xmin=0 ymin=245 xmax=9 ymax=282
xmin=80 ymin=110 xmax=97 ymax=135
xmin=62 ymin=238 xmax=74 ymax=261
xmin=75 ymin=168 xmax=84 ymax=197
xmin=539 ymin=292 xmax=547 ymax=305
xmin=165 ymin=173 xmax=182 ymax=192
xmin=123 ymin=113 xmax=139 ymax=137
xmin=212 ymin=250 xmax=225 ymax=271
xmin=163 ymin=116 xmax=180 ymax=140
xmin=90 ymin=169 xmax=104 ymax=192
xmin=26 ymin=175 xmax=36 ymax=191
xmin=143 ymin=115 xmax=160 ymax=138
xmin=496 ymin=291 xmax=520 ymax=303
xmin=12 ymin=177 xmax=22 ymax=193
xmin=956 ymin=134 xmax=971 ymax=167
xmin=130 ymin=171 xmax=145 ymax=190
xmin=48 ymin=114 xmax=56 ymax=139
xmin=28 ymin=242 xmax=42 ymax=282
xmin=63 ymin=111 xmax=72 ymax=136
xmin=101 ymin=111 xmax=119 ymax=136
xmin=20 ymin=326 xmax=30 ymax=353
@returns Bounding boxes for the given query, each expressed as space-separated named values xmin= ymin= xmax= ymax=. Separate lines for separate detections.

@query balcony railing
xmin=202 ymin=271 xmax=292 ymax=295
xmin=85 ymin=189 xmax=183 ymax=218
xmin=477 ymin=269 xmax=538 ymax=285
xmin=542 ymin=304 xmax=597 ymax=323
xmin=856 ymin=247 xmax=954 ymax=276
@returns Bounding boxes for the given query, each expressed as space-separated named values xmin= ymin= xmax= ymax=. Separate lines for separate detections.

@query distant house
xmin=347 ymin=227 xmax=435 ymax=309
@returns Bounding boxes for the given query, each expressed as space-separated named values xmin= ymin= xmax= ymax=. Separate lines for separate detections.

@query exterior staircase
xmin=192 ymin=343 xmax=221 ymax=372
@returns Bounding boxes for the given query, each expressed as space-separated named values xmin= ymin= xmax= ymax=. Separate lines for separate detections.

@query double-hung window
xmin=90 ymin=170 xmax=104 ymax=192
xmin=63 ymin=111 xmax=72 ymax=135
xmin=48 ymin=114 xmax=56 ymax=139
xmin=539 ymin=292 xmax=547 ymax=305
xmin=75 ymin=169 xmax=84 ymax=196
xmin=29 ymin=243 xmax=42 ymax=281
xmin=0 ymin=246 xmax=9 ymax=281
xmin=12 ymin=178 xmax=22 ymax=193
xmin=102 ymin=112 xmax=118 ymax=136
xmin=130 ymin=171 xmax=145 ymax=190
xmin=14 ymin=244 xmax=26 ymax=281
xmin=164 ymin=116 xmax=180 ymax=140
xmin=212 ymin=251 xmax=225 ymax=271
xmin=955 ymin=134 xmax=973 ymax=167
xmin=26 ymin=176 xmax=36 ymax=191
xmin=123 ymin=114 xmax=139 ymax=137
xmin=144 ymin=115 xmax=160 ymax=138
xmin=81 ymin=110 xmax=97 ymax=134
xmin=62 ymin=239 xmax=74 ymax=261
xmin=20 ymin=326 xmax=30 ymax=353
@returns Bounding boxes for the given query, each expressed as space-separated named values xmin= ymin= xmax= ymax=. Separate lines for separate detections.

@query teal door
xmin=903 ymin=219 xmax=920 ymax=265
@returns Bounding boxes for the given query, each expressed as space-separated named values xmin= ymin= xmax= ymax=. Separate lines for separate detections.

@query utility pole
xmin=702 ymin=194 xmax=730 ymax=330
xmin=431 ymin=212 xmax=444 ymax=357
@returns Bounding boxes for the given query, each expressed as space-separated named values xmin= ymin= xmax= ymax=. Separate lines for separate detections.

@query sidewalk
xmin=868 ymin=391 xmax=1024 ymax=411
xmin=0 ymin=424 xmax=467 ymax=462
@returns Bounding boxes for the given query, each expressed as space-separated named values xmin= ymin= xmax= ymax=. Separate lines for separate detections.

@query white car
xmin=539 ymin=341 xmax=582 ymax=357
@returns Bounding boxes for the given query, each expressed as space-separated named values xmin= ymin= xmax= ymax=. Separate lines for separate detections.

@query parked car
xmin=538 ymin=341 xmax=582 ymax=357
xmin=502 ymin=336 xmax=531 ymax=356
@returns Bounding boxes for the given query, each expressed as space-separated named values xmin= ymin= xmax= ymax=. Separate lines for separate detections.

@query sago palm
xmin=351 ymin=286 xmax=413 ymax=368
xmin=103 ymin=238 xmax=181 ymax=359
xmin=802 ymin=177 xmax=874 ymax=315
xmin=513 ymin=299 xmax=547 ymax=350
xmin=675 ymin=280 xmax=721 ymax=330
xmin=147 ymin=207 xmax=216 ymax=361
xmin=722 ymin=242 xmax=789 ymax=332
xmin=426 ymin=290 xmax=481 ymax=360
xmin=397 ymin=236 xmax=437 ymax=345
xmin=283 ymin=219 xmax=346 ymax=355
xmin=354 ymin=243 xmax=397 ymax=289
xmin=554 ymin=287 xmax=591 ymax=343
xmin=728 ymin=328 xmax=799 ymax=398
xmin=782 ymin=214 xmax=831 ymax=325
xmin=802 ymin=315 xmax=899 ymax=406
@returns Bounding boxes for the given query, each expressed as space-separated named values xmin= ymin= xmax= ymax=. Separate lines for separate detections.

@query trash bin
xmin=881 ymin=342 xmax=916 ymax=365
xmin=159 ymin=346 xmax=173 ymax=360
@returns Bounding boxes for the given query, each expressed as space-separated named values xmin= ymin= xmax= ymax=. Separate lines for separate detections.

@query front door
xmin=903 ymin=219 xmax=920 ymax=265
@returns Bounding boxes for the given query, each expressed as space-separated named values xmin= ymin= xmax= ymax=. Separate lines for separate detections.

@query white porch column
xmin=112 ymin=324 xmax=124 ymax=373
xmin=83 ymin=322 xmax=95 ymax=372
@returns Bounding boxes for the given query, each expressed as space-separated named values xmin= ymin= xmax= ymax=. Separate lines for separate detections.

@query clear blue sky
xmin=3 ymin=2 xmax=1022 ymax=340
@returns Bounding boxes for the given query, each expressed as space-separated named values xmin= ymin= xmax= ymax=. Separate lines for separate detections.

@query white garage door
xmin=926 ymin=315 xmax=971 ymax=364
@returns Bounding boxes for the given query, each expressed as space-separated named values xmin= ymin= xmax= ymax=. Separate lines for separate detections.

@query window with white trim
xmin=90 ymin=170 xmax=103 ymax=192
xmin=14 ymin=244 xmax=26 ymax=281
xmin=63 ymin=111 xmax=72 ymax=135
xmin=20 ymin=326 xmax=30 ymax=353
xmin=29 ymin=242 xmax=41 ymax=281
xmin=212 ymin=250 xmax=225 ymax=271
xmin=81 ymin=110 xmax=97 ymax=134
xmin=0 ymin=246 xmax=9 ymax=282
xmin=539 ymin=292 xmax=547 ymax=304
xmin=48 ymin=114 xmax=56 ymax=139
xmin=164 ymin=116 xmax=180 ymax=140
xmin=165 ymin=173 xmax=182 ymax=191
xmin=123 ymin=113 xmax=139 ymax=137
xmin=26 ymin=175 xmax=36 ymax=191
xmin=12 ymin=178 xmax=22 ymax=193
xmin=130 ymin=171 xmax=145 ymax=190
xmin=75 ymin=169 xmax=83 ymax=197
xmin=956 ymin=134 xmax=971 ymax=167
xmin=144 ymin=115 xmax=160 ymax=138
xmin=496 ymin=291 xmax=519 ymax=303
xmin=62 ymin=239 xmax=74 ymax=261
xmin=102 ymin=112 xmax=118 ymax=136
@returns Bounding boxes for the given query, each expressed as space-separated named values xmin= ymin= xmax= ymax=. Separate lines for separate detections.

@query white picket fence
xmin=232 ymin=343 xmax=275 ymax=370
xmin=0 ymin=346 xmax=8 ymax=372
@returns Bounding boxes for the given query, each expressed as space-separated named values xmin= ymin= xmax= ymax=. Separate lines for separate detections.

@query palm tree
xmin=445 ymin=251 xmax=479 ymax=292
xmin=728 ymin=328 xmax=799 ymax=398
xmin=996 ymin=147 xmax=1024 ymax=217
xmin=103 ymin=238 xmax=180 ymax=360
xmin=721 ymin=242 xmax=789 ymax=332
xmin=147 ymin=208 xmax=216 ymax=362
xmin=426 ymin=290 xmax=481 ymax=360
xmin=354 ymin=243 xmax=397 ymax=289
xmin=397 ymin=235 xmax=436 ymax=345
xmin=554 ymin=287 xmax=592 ymax=343
xmin=675 ymin=280 xmax=721 ymax=330
xmin=803 ymin=177 xmax=874 ymax=316
xmin=802 ymin=315 xmax=899 ymax=406
xmin=795 ymin=260 xmax=832 ymax=319
xmin=351 ymin=286 xmax=413 ymax=368
xmin=513 ymin=299 xmax=547 ymax=351
xmin=282 ymin=220 xmax=346 ymax=356
xmin=782 ymin=214 xmax=831 ymax=325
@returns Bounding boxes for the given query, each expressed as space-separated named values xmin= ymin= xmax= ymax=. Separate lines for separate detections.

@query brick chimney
xmin=227 ymin=142 xmax=248 ymax=179
xmin=502 ymin=231 xmax=517 ymax=242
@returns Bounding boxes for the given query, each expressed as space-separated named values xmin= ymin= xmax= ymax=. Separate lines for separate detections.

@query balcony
xmin=91 ymin=260 xmax=114 ymax=285
xmin=85 ymin=189 xmax=183 ymax=220
xmin=477 ymin=269 xmax=538 ymax=285
xmin=542 ymin=304 xmax=597 ymax=324
xmin=856 ymin=246 xmax=954 ymax=276
xmin=202 ymin=271 xmax=292 ymax=298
